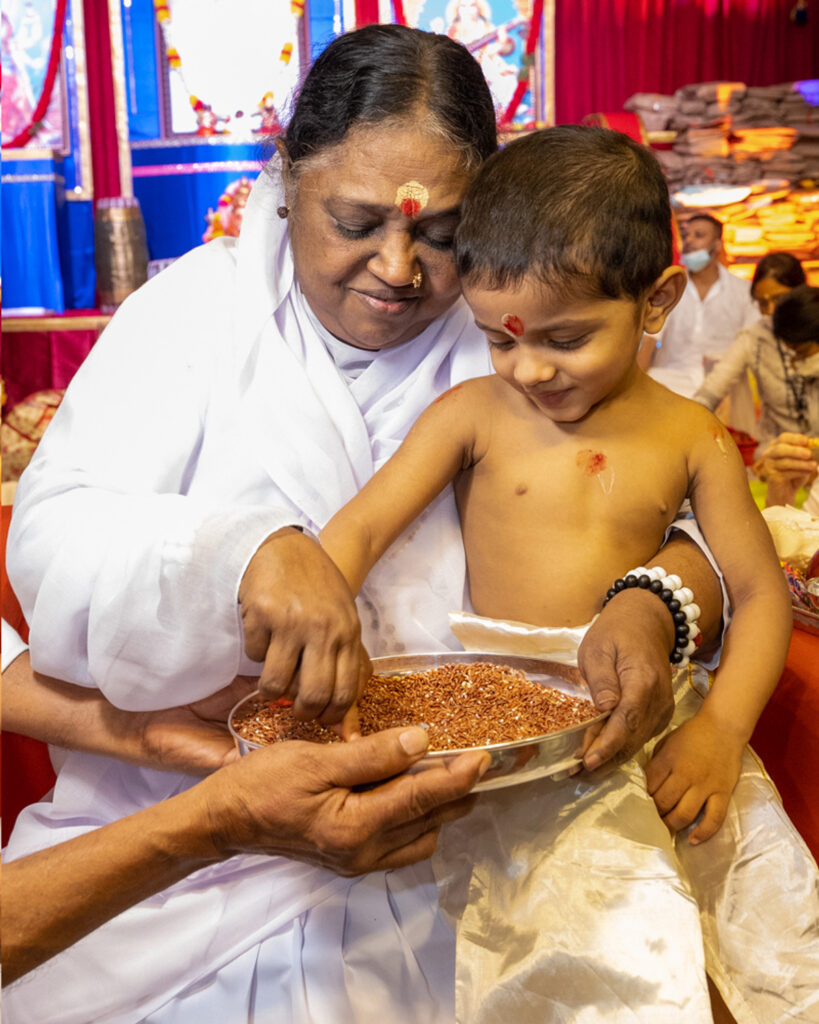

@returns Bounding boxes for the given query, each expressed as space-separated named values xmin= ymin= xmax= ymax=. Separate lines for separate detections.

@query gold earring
xmin=412 ymin=270 xmax=423 ymax=290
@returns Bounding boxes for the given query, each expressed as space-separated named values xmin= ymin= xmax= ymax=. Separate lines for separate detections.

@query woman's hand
xmin=201 ymin=727 xmax=490 ymax=874
xmin=645 ymin=713 xmax=743 ymax=844
xmin=577 ymin=531 xmax=724 ymax=770
xmin=578 ymin=589 xmax=676 ymax=770
xmin=3 ymin=656 xmax=257 ymax=777
xmin=238 ymin=527 xmax=370 ymax=728
xmin=754 ymin=431 xmax=817 ymax=507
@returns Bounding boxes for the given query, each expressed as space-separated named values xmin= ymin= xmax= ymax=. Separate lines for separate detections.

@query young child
xmin=321 ymin=125 xmax=792 ymax=847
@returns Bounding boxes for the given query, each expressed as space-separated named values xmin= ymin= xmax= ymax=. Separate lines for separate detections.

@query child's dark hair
xmin=455 ymin=125 xmax=672 ymax=301
xmin=281 ymin=25 xmax=497 ymax=172
xmin=752 ymin=252 xmax=806 ymax=292
xmin=773 ymin=285 xmax=819 ymax=347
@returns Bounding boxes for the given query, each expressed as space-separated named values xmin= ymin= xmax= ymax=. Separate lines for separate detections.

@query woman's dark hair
xmin=773 ymin=284 xmax=819 ymax=347
xmin=282 ymin=25 xmax=497 ymax=171
xmin=751 ymin=252 xmax=806 ymax=292
xmin=456 ymin=125 xmax=672 ymax=301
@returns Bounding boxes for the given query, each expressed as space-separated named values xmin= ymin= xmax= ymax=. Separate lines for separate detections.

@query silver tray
xmin=228 ymin=652 xmax=608 ymax=791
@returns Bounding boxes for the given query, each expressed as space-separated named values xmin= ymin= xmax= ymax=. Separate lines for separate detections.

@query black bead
xmin=660 ymin=588 xmax=673 ymax=603
xmin=638 ymin=575 xmax=651 ymax=588
xmin=667 ymin=599 xmax=681 ymax=613
xmin=625 ymin=575 xmax=639 ymax=588
xmin=614 ymin=578 xmax=626 ymax=592
xmin=673 ymin=610 xmax=687 ymax=625
xmin=670 ymin=650 xmax=684 ymax=663
xmin=606 ymin=588 xmax=617 ymax=600
xmin=676 ymin=626 xmax=690 ymax=640
xmin=649 ymin=580 xmax=663 ymax=593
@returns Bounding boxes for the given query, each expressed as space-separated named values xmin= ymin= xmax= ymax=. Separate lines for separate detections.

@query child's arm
xmin=320 ymin=383 xmax=480 ymax=595
xmin=645 ymin=414 xmax=792 ymax=844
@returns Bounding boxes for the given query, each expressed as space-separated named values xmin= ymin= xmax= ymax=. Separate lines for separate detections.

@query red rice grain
xmin=232 ymin=662 xmax=597 ymax=751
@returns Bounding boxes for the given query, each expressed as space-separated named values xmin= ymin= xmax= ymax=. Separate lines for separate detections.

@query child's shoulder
xmin=642 ymin=375 xmax=720 ymax=429
xmin=641 ymin=376 xmax=738 ymax=457
xmin=431 ymin=375 xmax=501 ymax=408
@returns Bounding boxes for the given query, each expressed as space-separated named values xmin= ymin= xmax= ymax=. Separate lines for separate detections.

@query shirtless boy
xmin=321 ymin=125 xmax=792 ymax=844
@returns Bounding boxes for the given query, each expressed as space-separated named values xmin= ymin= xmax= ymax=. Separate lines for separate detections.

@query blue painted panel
xmin=2 ymin=175 xmax=65 ymax=312
xmin=121 ymin=0 xmax=162 ymax=141
xmin=133 ymin=167 xmax=262 ymax=259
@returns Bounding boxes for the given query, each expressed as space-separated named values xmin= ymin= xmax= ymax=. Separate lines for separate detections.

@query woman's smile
xmin=283 ymin=123 xmax=473 ymax=351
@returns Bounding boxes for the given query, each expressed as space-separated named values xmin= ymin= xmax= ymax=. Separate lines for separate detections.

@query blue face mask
xmin=680 ymin=248 xmax=713 ymax=274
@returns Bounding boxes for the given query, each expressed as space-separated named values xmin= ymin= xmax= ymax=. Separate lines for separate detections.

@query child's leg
xmin=435 ymin=760 xmax=712 ymax=1024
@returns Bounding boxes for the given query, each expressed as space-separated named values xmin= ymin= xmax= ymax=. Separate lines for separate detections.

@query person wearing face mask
xmin=754 ymin=285 xmax=819 ymax=512
xmin=692 ymin=252 xmax=808 ymax=448
xmin=645 ymin=214 xmax=757 ymax=422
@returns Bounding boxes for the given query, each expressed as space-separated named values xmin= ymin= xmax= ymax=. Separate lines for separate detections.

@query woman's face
xmin=753 ymin=276 xmax=792 ymax=317
xmin=284 ymin=123 xmax=474 ymax=351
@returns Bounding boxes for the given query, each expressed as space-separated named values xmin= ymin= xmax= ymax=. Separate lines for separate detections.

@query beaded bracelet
xmin=601 ymin=565 xmax=702 ymax=668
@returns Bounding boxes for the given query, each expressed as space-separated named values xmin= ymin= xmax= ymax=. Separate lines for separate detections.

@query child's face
xmin=463 ymin=276 xmax=645 ymax=423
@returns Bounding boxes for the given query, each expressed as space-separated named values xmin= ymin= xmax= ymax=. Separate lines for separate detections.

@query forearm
xmin=2 ymin=783 xmax=222 ymax=985
xmin=698 ymin=591 xmax=792 ymax=743
xmin=320 ymin=517 xmax=378 ymax=595
xmin=4 ymin=652 xmax=154 ymax=764
xmin=649 ymin=530 xmax=724 ymax=646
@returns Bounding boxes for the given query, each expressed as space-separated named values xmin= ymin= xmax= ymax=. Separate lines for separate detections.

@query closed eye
xmin=334 ymin=221 xmax=379 ymax=240
xmin=548 ymin=335 xmax=588 ymax=350
xmin=419 ymin=231 xmax=455 ymax=252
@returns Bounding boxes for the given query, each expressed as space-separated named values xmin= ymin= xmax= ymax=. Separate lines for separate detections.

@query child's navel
xmin=514 ymin=483 xmax=528 ymax=496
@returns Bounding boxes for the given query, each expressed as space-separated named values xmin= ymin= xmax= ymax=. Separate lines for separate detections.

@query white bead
xmin=682 ymin=639 xmax=697 ymax=656
xmin=661 ymin=574 xmax=682 ymax=591
xmin=684 ymin=603 xmax=701 ymax=622
xmin=673 ymin=587 xmax=694 ymax=605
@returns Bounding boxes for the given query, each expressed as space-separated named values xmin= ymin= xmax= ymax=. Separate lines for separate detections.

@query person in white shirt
xmin=645 ymin=214 xmax=757 ymax=427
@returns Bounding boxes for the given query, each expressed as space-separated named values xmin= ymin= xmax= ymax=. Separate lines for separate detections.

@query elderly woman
xmin=7 ymin=24 xmax=808 ymax=1024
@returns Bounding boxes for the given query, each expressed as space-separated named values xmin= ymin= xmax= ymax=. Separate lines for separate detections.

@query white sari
xmin=5 ymin=164 xmax=818 ymax=1023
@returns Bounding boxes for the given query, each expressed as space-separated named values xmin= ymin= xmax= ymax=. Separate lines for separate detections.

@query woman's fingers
xmin=239 ymin=527 xmax=364 ymax=718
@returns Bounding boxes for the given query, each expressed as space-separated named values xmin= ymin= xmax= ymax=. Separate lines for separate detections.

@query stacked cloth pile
xmin=624 ymin=81 xmax=818 ymax=190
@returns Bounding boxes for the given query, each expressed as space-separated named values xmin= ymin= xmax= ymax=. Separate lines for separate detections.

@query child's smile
xmin=462 ymin=277 xmax=646 ymax=423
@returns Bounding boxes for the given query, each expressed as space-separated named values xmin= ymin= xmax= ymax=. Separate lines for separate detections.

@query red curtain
xmin=555 ymin=0 xmax=819 ymax=125
xmin=82 ymin=0 xmax=121 ymax=199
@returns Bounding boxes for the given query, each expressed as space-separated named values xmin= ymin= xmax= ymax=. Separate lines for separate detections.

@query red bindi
xmin=395 ymin=181 xmax=429 ymax=219
xmin=502 ymin=313 xmax=524 ymax=336
xmin=399 ymin=197 xmax=421 ymax=217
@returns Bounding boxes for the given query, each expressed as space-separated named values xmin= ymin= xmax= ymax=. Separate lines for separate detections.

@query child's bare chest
xmin=461 ymin=427 xmax=689 ymax=527
xmin=453 ymin=415 xmax=692 ymax=624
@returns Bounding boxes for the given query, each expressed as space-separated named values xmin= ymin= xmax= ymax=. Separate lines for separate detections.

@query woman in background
xmin=754 ymin=284 xmax=819 ymax=512
xmin=693 ymin=252 xmax=807 ymax=447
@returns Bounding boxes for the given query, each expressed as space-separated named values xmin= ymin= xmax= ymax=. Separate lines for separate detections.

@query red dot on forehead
xmin=399 ymin=196 xmax=422 ymax=217
xmin=502 ymin=313 xmax=524 ymax=336
xmin=395 ymin=181 xmax=429 ymax=219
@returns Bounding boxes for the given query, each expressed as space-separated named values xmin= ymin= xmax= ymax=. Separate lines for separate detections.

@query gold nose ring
xmin=412 ymin=270 xmax=423 ymax=290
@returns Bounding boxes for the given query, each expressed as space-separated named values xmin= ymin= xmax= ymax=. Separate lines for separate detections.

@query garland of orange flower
xmin=6 ymin=0 xmax=68 ymax=147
